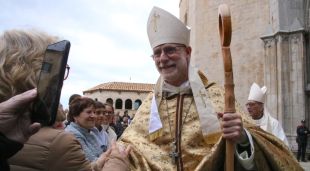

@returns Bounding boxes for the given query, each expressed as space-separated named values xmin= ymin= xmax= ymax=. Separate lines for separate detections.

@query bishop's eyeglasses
xmin=151 ymin=45 xmax=186 ymax=59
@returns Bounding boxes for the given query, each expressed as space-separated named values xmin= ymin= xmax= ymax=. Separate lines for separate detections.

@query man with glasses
xmin=246 ymin=83 xmax=289 ymax=146
xmin=118 ymin=6 xmax=301 ymax=171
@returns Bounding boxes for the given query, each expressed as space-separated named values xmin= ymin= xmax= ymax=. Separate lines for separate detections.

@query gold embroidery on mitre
xmin=151 ymin=12 xmax=160 ymax=32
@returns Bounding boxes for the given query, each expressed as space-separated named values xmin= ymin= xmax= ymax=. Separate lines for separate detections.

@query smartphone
xmin=31 ymin=40 xmax=71 ymax=125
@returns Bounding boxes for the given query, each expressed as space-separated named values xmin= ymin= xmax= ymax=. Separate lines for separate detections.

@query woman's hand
xmin=0 ymin=89 xmax=41 ymax=143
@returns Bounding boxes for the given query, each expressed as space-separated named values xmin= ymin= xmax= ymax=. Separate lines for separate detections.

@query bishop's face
xmin=152 ymin=43 xmax=191 ymax=86
xmin=246 ymin=100 xmax=264 ymax=120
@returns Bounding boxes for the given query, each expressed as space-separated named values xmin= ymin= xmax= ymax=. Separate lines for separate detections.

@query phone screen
xmin=32 ymin=40 xmax=70 ymax=125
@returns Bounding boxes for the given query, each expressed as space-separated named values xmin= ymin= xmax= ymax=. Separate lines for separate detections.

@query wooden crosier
xmin=218 ymin=4 xmax=235 ymax=171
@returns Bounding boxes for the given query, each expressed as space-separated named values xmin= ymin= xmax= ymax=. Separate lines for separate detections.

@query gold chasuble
xmin=119 ymin=73 xmax=302 ymax=171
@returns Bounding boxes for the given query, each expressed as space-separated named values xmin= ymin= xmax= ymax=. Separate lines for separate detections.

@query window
xmin=134 ymin=99 xmax=142 ymax=110
xmin=106 ymin=98 xmax=113 ymax=105
xmin=115 ymin=98 xmax=123 ymax=109
xmin=125 ymin=99 xmax=132 ymax=109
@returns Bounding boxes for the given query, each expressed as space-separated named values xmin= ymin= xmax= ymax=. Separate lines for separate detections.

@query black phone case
xmin=32 ymin=40 xmax=70 ymax=125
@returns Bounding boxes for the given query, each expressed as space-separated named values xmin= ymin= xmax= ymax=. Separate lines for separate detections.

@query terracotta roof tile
xmin=83 ymin=82 xmax=155 ymax=93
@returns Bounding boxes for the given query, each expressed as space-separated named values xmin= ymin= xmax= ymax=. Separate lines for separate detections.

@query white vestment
xmin=255 ymin=108 xmax=289 ymax=146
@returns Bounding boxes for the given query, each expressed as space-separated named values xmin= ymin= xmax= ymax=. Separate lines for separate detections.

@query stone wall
xmin=179 ymin=0 xmax=269 ymax=109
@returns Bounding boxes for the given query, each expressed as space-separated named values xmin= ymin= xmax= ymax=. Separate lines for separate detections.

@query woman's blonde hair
xmin=0 ymin=29 xmax=58 ymax=102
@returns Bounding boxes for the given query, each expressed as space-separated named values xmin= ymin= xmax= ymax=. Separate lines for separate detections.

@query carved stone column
xmin=262 ymin=36 xmax=278 ymax=118
xmin=288 ymin=32 xmax=306 ymax=132
xmin=261 ymin=26 xmax=305 ymax=148
xmin=276 ymin=34 xmax=289 ymax=127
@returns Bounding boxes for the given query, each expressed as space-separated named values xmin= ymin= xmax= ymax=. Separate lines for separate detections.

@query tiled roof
xmin=83 ymin=82 xmax=155 ymax=93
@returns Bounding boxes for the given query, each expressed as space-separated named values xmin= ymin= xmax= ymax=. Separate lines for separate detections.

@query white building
xmin=83 ymin=82 xmax=154 ymax=117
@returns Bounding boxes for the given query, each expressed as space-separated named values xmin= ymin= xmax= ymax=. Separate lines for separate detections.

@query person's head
xmin=246 ymin=100 xmax=264 ymax=120
xmin=68 ymin=97 xmax=96 ymax=130
xmin=52 ymin=104 xmax=66 ymax=129
xmin=301 ymin=120 xmax=306 ymax=126
xmin=124 ymin=110 xmax=128 ymax=116
xmin=147 ymin=7 xmax=191 ymax=86
xmin=122 ymin=116 xmax=129 ymax=124
xmin=0 ymin=29 xmax=58 ymax=102
xmin=94 ymin=101 xmax=105 ymax=128
xmin=68 ymin=94 xmax=81 ymax=105
xmin=103 ymin=103 xmax=114 ymax=125
xmin=246 ymin=83 xmax=267 ymax=120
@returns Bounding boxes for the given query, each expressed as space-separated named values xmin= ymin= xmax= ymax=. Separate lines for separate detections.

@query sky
xmin=0 ymin=0 xmax=179 ymax=109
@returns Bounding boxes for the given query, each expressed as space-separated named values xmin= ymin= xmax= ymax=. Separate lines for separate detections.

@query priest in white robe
xmin=246 ymin=83 xmax=289 ymax=146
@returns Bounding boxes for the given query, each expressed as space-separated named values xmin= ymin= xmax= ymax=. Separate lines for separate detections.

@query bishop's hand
xmin=217 ymin=112 xmax=248 ymax=144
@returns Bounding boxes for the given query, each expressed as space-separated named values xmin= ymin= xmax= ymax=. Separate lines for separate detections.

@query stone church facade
xmin=179 ymin=0 xmax=310 ymax=149
xmin=83 ymin=82 xmax=154 ymax=117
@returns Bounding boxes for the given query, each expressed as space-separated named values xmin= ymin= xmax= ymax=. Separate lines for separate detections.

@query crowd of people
xmin=0 ymin=5 xmax=307 ymax=171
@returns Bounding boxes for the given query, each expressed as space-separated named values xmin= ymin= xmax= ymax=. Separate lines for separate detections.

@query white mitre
xmin=248 ymin=83 xmax=267 ymax=103
xmin=147 ymin=6 xmax=190 ymax=48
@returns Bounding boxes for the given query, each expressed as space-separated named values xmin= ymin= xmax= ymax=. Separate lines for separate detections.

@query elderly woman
xmin=65 ymin=97 xmax=103 ymax=162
